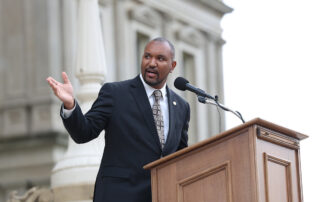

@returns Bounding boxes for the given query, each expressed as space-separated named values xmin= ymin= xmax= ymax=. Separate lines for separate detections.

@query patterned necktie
xmin=152 ymin=90 xmax=165 ymax=149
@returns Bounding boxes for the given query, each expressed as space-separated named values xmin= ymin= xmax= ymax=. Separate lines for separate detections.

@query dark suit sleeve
xmin=61 ymin=83 xmax=113 ymax=143
xmin=177 ymin=102 xmax=190 ymax=150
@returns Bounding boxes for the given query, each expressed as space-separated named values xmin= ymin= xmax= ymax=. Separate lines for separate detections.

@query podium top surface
xmin=144 ymin=117 xmax=308 ymax=170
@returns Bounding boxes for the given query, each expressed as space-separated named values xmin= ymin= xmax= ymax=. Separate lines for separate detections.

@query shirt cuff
xmin=61 ymin=102 xmax=76 ymax=119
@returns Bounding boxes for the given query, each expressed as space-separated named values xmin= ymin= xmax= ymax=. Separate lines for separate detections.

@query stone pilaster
xmin=51 ymin=0 xmax=106 ymax=201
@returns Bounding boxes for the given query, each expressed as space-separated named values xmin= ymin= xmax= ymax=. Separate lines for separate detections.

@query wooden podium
xmin=144 ymin=118 xmax=308 ymax=202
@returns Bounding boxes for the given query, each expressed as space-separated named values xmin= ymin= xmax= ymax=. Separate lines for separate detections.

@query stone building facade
xmin=0 ymin=0 xmax=232 ymax=201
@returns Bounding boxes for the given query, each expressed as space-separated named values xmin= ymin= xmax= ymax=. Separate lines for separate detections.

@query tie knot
xmin=153 ymin=90 xmax=162 ymax=101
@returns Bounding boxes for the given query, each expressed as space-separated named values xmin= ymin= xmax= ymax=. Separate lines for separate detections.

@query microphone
xmin=174 ymin=77 xmax=215 ymax=100
xmin=174 ymin=77 xmax=245 ymax=123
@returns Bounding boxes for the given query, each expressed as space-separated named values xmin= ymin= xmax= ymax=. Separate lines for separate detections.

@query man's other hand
xmin=47 ymin=72 xmax=75 ymax=109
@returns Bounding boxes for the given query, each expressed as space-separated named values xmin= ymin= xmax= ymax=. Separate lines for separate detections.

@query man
xmin=47 ymin=37 xmax=190 ymax=202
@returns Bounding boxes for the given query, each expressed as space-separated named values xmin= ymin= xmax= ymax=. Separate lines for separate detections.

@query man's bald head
xmin=148 ymin=37 xmax=175 ymax=60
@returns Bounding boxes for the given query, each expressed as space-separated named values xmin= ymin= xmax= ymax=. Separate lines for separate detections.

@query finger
xmin=47 ymin=79 xmax=58 ymax=91
xmin=46 ymin=77 xmax=53 ymax=84
xmin=46 ymin=77 xmax=55 ymax=87
xmin=47 ymin=77 xmax=62 ymax=86
xmin=47 ymin=77 xmax=57 ymax=84
xmin=62 ymin=72 xmax=70 ymax=84
xmin=47 ymin=78 xmax=62 ymax=93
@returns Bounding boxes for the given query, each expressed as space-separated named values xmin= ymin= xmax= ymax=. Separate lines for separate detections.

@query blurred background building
xmin=0 ymin=0 xmax=232 ymax=201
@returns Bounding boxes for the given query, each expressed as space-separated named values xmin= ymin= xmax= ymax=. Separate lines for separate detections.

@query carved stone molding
xmin=2 ymin=107 xmax=28 ymax=137
xmin=7 ymin=187 xmax=53 ymax=202
xmin=196 ymin=0 xmax=233 ymax=15
xmin=128 ymin=5 xmax=162 ymax=28
xmin=99 ymin=0 xmax=113 ymax=7
xmin=176 ymin=26 xmax=205 ymax=47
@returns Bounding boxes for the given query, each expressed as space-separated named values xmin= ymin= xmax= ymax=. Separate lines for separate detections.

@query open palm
xmin=47 ymin=72 xmax=74 ymax=109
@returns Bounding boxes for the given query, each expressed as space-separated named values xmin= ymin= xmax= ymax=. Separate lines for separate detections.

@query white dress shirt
xmin=62 ymin=75 xmax=170 ymax=142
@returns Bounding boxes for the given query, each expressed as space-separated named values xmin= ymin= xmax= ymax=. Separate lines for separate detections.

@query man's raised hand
xmin=47 ymin=72 xmax=75 ymax=109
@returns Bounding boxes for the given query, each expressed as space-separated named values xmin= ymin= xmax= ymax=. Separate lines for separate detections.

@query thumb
xmin=61 ymin=72 xmax=70 ymax=84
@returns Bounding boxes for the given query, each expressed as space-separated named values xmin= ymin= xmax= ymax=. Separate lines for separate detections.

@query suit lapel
xmin=130 ymin=76 xmax=162 ymax=149
xmin=163 ymin=87 xmax=177 ymax=151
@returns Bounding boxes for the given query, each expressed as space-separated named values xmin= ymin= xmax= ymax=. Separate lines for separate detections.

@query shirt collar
xmin=139 ymin=74 xmax=167 ymax=99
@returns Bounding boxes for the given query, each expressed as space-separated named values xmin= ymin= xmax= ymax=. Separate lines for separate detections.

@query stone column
xmin=207 ymin=34 xmax=226 ymax=135
xmin=51 ymin=0 xmax=106 ymax=201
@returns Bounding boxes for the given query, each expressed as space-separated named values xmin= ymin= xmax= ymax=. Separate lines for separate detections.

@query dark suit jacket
xmin=62 ymin=75 xmax=190 ymax=202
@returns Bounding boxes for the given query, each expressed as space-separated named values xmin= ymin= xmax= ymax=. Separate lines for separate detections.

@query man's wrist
xmin=64 ymin=100 xmax=75 ymax=110
xmin=61 ymin=101 xmax=76 ymax=119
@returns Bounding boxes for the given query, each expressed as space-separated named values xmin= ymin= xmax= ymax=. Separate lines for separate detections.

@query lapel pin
xmin=173 ymin=101 xmax=177 ymax=106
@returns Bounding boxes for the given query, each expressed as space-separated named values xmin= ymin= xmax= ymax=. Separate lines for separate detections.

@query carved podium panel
xmin=144 ymin=118 xmax=307 ymax=202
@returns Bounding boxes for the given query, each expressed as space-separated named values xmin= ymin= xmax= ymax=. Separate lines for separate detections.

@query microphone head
xmin=174 ymin=77 xmax=189 ymax=91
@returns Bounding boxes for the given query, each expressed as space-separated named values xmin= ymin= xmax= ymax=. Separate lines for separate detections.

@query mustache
xmin=145 ymin=67 xmax=159 ymax=75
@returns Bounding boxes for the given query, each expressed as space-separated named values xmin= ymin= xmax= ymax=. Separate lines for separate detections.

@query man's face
xmin=141 ymin=41 xmax=176 ymax=89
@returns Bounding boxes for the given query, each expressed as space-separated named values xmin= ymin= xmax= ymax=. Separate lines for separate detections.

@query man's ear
xmin=170 ymin=61 xmax=177 ymax=73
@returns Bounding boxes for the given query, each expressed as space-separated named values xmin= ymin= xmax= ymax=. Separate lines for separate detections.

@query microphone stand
xmin=197 ymin=95 xmax=245 ymax=124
